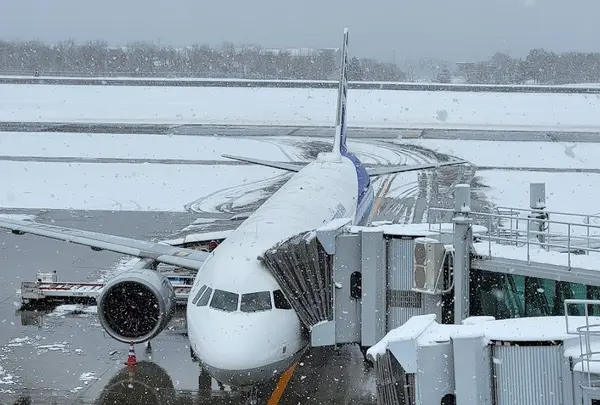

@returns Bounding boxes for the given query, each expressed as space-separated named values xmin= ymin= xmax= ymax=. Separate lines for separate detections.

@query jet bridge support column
xmin=309 ymin=223 xmax=387 ymax=348
xmin=453 ymin=184 xmax=472 ymax=324
xmin=360 ymin=228 xmax=387 ymax=347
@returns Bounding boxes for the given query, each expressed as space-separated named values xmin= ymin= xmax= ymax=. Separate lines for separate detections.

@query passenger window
xmin=196 ymin=287 xmax=212 ymax=307
xmin=273 ymin=290 xmax=292 ymax=310
xmin=240 ymin=291 xmax=272 ymax=312
xmin=192 ymin=285 xmax=207 ymax=305
xmin=210 ymin=289 xmax=239 ymax=312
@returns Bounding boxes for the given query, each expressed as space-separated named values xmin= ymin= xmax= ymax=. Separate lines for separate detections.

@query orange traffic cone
xmin=124 ymin=342 xmax=137 ymax=366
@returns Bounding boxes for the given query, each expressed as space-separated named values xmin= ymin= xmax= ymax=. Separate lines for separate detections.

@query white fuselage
xmin=186 ymin=153 xmax=371 ymax=387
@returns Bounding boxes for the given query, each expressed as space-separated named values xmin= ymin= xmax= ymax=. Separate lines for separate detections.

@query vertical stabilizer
xmin=332 ymin=28 xmax=349 ymax=156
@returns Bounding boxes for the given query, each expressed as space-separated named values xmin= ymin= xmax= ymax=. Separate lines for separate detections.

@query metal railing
xmin=564 ymin=299 xmax=600 ymax=388
xmin=427 ymin=206 xmax=600 ymax=269
xmin=494 ymin=206 xmax=600 ymax=238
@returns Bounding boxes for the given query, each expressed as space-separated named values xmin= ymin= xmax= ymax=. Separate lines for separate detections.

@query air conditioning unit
xmin=412 ymin=238 xmax=447 ymax=295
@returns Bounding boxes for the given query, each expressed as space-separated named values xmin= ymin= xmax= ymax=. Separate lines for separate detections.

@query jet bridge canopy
xmin=259 ymin=229 xmax=333 ymax=329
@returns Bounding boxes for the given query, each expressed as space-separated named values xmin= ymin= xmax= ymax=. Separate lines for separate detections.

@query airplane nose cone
xmin=200 ymin=318 xmax=284 ymax=371
xmin=198 ymin=328 xmax=293 ymax=387
xmin=188 ymin=308 xmax=303 ymax=387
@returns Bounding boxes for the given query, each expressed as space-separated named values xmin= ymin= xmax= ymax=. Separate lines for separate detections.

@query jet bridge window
xmin=196 ymin=287 xmax=212 ymax=307
xmin=192 ymin=285 xmax=207 ymax=305
xmin=273 ymin=289 xmax=292 ymax=310
xmin=240 ymin=291 xmax=272 ymax=312
xmin=210 ymin=289 xmax=239 ymax=312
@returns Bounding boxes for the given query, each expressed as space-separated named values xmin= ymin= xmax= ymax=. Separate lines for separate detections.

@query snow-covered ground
xmin=475 ymin=171 xmax=600 ymax=215
xmin=406 ymin=139 xmax=600 ymax=169
xmin=0 ymin=214 xmax=36 ymax=221
xmin=0 ymin=364 xmax=14 ymax=386
xmin=371 ymin=172 xmax=420 ymax=201
xmin=1 ymin=135 xmax=431 ymax=211
xmin=0 ymin=132 xmax=418 ymax=165
xmin=0 ymin=132 xmax=305 ymax=161
xmin=1 ymin=161 xmax=282 ymax=211
xmin=4 ymin=84 xmax=600 ymax=132
xmin=2 ymin=132 xmax=596 ymax=217
xmin=404 ymin=139 xmax=600 ymax=215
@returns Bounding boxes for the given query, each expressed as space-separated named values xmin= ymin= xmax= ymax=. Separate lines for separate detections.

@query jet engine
xmin=97 ymin=268 xmax=176 ymax=344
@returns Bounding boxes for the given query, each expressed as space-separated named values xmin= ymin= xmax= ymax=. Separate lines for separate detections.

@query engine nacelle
xmin=97 ymin=268 xmax=176 ymax=344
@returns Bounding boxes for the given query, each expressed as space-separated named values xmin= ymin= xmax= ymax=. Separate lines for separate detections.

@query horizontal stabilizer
xmin=222 ymin=154 xmax=305 ymax=172
xmin=366 ymin=159 xmax=467 ymax=177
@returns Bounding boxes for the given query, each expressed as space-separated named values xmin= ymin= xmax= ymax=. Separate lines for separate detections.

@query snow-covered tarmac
xmin=4 ymin=84 xmax=600 ymax=132
xmin=0 ymin=131 xmax=597 ymax=216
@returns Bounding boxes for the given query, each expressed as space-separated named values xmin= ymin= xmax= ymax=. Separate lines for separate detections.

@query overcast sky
xmin=2 ymin=0 xmax=600 ymax=62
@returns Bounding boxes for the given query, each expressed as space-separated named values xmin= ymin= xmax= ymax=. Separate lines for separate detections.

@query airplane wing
xmin=0 ymin=217 xmax=217 ymax=270
xmin=222 ymin=154 xmax=304 ymax=172
xmin=366 ymin=159 xmax=467 ymax=177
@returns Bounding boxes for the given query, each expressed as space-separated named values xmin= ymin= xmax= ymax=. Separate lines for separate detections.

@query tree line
xmin=0 ymin=39 xmax=406 ymax=81
xmin=1 ymin=39 xmax=598 ymax=84
xmin=456 ymin=49 xmax=600 ymax=85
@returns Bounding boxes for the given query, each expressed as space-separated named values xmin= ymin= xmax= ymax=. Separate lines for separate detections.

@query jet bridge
xmin=260 ymin=181 xmax=600 ymax=405
xmin=258 ymin=213 xmax=470 ymax=347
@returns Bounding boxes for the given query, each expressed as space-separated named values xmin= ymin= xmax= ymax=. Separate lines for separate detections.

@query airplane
xmin=0 ymin=28 xmax=465 ymax=390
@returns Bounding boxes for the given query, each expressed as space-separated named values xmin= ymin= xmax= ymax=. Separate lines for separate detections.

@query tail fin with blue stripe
xmin=332 ymin=27 xmax=349 ymax=156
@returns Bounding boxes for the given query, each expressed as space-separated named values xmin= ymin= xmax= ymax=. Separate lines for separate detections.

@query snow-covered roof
xmin=367 ymin=314 xmax=600 ymax=360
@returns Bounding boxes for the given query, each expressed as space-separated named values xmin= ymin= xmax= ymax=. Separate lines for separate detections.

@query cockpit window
xmin=210 ymin=289 xmax=239 ymax=312
xmin=240 ymin=291 xmax=272 ymax=312
xmin=196 ymin=287 xmax=212 ymax=307
xmin=273 ymin=290 xmax=292 ymax=310
xmin=192 ymin=285 xmax=207 ymax=305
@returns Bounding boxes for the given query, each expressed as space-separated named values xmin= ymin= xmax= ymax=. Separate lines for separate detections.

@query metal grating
xmin=492 ymin=343 xmax=563 ymax=405
xmin=259 ymin=230 xmax=332 ymax=329
xmin=387 ymin=237 xmax=416 ymax=290
xmin=374 ymin=350 xmax=415 ymax=405
xmin=387 ymin=290 xmax=422 ymax=308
